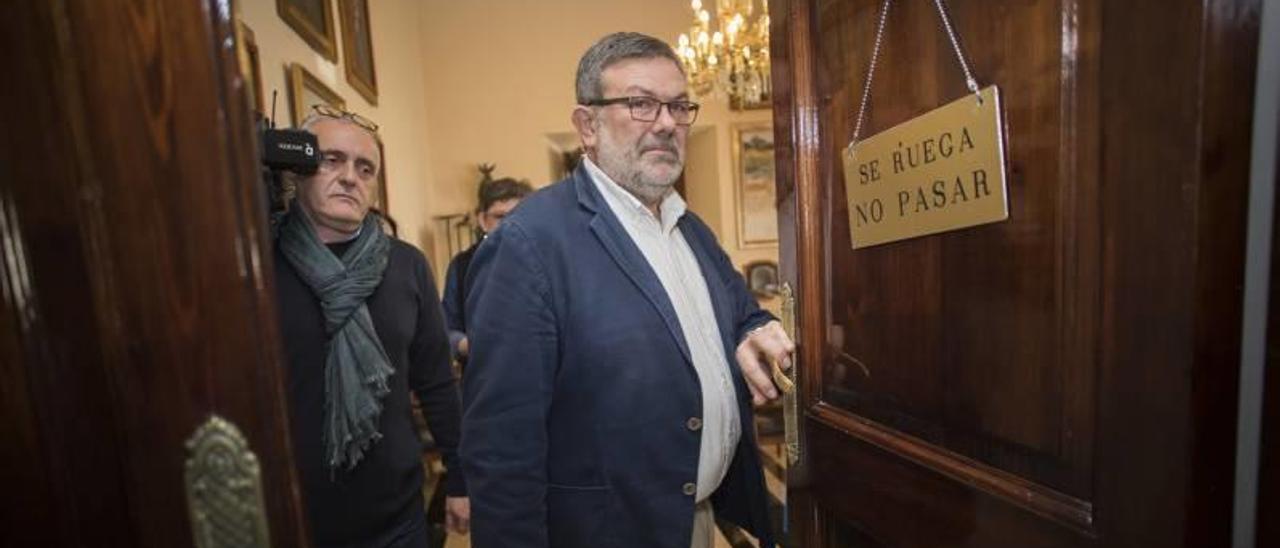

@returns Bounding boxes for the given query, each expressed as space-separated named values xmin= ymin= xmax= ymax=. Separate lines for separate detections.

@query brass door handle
xmin=780 ymin=283 xmax=800 ymax=466
xmin=771 ymin=360 xmax=795 ymax=394
xmin=185 ymin=416 xmax=272 ymax=548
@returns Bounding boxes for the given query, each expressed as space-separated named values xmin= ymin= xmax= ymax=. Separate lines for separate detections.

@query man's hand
xmin=458 ymin=336 xmax=470 ymax=358
xmin=735 ymin=320 xmax=795 ymax=405
xmin=445 ymin=496 xmax=470 ymax=535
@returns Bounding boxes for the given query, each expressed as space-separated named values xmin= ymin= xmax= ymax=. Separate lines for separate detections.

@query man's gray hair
xmin=295 ymin=112 xmax=384 ymax=160
xmin=575 ymin=32 xmax=684 ymax=105
xmin=283 ymin=112 xmax=384 ymax=191
xmin=297 ymin=113 xmax=328 ymax=132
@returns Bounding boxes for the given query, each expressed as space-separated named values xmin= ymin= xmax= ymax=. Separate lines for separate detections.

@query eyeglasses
xmin=582 ymin=96 xmax=700 ymax=126
xmin=311 ymin=104 xmax=379 ymax=132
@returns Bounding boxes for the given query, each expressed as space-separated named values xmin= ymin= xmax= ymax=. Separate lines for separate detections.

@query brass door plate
xmin=184 ymin=415 xmax=272 ymax=548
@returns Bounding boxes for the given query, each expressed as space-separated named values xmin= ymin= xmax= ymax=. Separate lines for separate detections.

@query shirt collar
xmin=298 ymin=204 xmax=364 ymax=242
xmin=583 ymin=157 xmax=686 ymax=232
xmin=337 ymin=223 xmax=363 ymax=242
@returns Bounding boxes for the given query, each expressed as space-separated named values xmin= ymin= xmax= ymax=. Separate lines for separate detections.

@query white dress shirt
xmin=583 ymin=158 xmax=741 ymax=504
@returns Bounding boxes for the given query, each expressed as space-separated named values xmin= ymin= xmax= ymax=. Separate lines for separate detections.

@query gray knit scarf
xmin=278 ymin=205 xmax=393 ymax=473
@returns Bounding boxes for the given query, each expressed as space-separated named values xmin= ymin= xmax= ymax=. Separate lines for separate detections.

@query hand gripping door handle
xmin=779 ymin=283 xmax=800 ymax=466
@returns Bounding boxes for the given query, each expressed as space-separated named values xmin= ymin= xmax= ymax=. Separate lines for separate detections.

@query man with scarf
xmin=274 ymin=106 xmax=468 ymax=547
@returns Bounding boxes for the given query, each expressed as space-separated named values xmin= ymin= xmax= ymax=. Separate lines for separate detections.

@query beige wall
xmin=240 ymin=0 xmax=438 ymax=259
xmin=242 ymin=0 xmax=779 ymax=280
xmin=418 ymin=0 xmax=779 ymax=278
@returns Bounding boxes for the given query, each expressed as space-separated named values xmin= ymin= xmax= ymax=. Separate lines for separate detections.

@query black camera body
xmin=262 ymin=127 xmax=320 ymax=174
xmin=258 ymin=117 xmax=320 ymax=224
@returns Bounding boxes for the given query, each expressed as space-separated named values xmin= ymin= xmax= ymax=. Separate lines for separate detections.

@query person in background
xmin=440 ymin=177 xmax=533 ymax=364
xmin=274 ymin=105 xmax=469 ymax=547
xmin=460 ymin=33 xmax=793 ymax=548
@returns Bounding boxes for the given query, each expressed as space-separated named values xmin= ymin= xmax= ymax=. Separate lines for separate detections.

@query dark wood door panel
xmin=2 ymin=0 xmax=309 ymax=546
xmin=823 ymin=514 xmax=887 ymax=548
xmin=811 ymin=0 xmax=1095 ymax=500
xmin=806 ymin=419 xmax=1091 ymax=548
xmin=777 ymin=0 xmax=1256 ymax=545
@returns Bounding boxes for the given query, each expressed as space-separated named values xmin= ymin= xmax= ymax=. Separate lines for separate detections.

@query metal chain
xmin=850 ymin=0 xmax=892 ymax=146
xmin=932 ymin=0 xmax=981 ymax=97
xmin=850 ymin=0 xmax=983 ymax=148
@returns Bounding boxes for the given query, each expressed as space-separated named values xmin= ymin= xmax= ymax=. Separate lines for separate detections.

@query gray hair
xmin=296 ymin=112 xmax=384 ymax=164
xmin=575 ymin=32 xmax=684 ymax=104
xmin=297 ymin=112 xmax=328 ymax=132
xmin=298 ymin=112 xmax=379 ymax=139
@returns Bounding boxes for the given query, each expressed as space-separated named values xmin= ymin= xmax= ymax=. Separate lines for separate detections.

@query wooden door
xmin=770 ymin=0 xmax=1260 ymax=546
xmin=1 ymin=1 xmax=308 ymax=546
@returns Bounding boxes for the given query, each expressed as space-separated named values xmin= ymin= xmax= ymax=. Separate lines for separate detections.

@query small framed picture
xmin=743 ymin=260 xmax=780 ymax=298
xmin=732 ymin=123 xmax=779 ymax=248
xmin=287 ymin=63 xmax=345 ymax=127
xmin=339 ymin=0 xmax=378 ymax=105
xmin=277 ymin=0 xmax=337 ymax=61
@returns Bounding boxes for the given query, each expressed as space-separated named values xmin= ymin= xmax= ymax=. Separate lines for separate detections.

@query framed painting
xmin=731 ymin=123 xmax=779 ymax=248
xmin=277 ymin=0 xmax=337 ymax=62
xmin=743 ymin=260 xmax=780 ymax=298
xmin=235 ymin=21 xmax=265 ymax=115
xmin=287 ymin=63 xmax=344 ymax=127
xmin=339 ymin=0 xmax=378 ymax=105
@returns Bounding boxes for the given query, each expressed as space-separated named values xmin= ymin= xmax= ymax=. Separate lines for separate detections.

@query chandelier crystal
xmin=674 ymin=0 xmax=772 ymax=108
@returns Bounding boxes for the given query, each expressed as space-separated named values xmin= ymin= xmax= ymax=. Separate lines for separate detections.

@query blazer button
xmin=682 ymin=482 xmax=697 ymax=496
xmin=686 ymin=417 xmax=703 ymax=431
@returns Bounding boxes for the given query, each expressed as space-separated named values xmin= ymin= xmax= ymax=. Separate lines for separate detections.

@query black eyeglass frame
xmin=311 ymin=104 xmax=380 ymax=132
xmin=581 ymin=96 xmax=701 ymax=126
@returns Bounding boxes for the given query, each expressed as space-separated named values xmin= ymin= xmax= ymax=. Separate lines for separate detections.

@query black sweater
xmin=275 ymin=239 xmax=464 ymax=546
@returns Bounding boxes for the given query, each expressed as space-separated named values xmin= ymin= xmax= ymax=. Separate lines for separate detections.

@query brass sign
xmin=842 ymin=86 xmax=1009 ymax=249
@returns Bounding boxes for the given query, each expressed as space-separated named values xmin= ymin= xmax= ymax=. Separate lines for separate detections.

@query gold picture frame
xmin=338 ymin=0 xmax=378 ymax=105
xmin=235 ymin=21 xmax=265 ymax=115
xmin=743 ymin=260 xmax=780 ymax=298
xmin=287 ymin=63 xmax=345 ymax=127
xmin=731 ymin=123 xmax=779 ymax=248
xmin=276 ymin=0 xmax=337 ymax=62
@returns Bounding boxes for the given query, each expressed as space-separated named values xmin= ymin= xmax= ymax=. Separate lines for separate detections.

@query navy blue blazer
xmin=460 ymin=165 xmax=777 ymax=548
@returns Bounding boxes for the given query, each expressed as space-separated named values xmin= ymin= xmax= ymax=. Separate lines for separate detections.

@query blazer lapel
xmin=576 ymin=169 xmax=694 ymax=367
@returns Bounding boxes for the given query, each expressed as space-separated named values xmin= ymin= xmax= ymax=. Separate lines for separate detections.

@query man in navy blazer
xmin=461 ymin=32 xmax=795 ymax=548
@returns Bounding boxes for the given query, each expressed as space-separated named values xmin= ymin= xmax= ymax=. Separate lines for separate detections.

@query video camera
xmin=257 ymin=95 xmax=320 ymax=222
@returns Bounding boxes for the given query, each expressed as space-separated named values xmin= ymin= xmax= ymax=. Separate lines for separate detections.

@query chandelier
xmin=674 ymin=0 xmax=772 ymax=108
